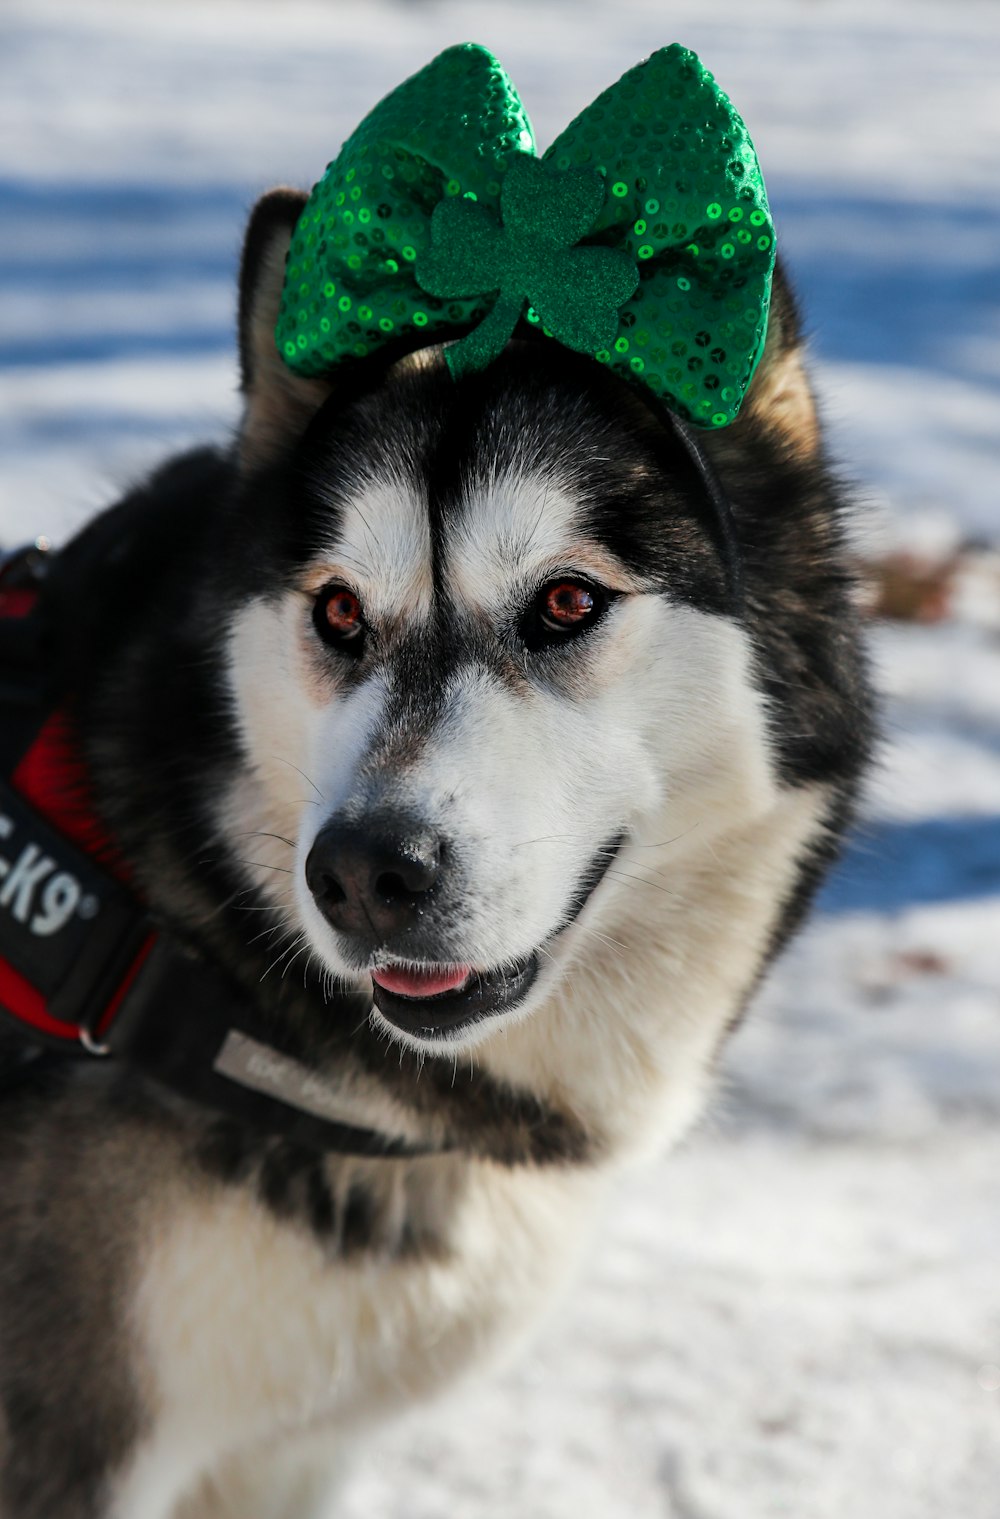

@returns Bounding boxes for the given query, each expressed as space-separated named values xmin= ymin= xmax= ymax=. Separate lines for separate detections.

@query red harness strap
xmin=0 ymin=573 xmax=155 ymax=1051
xmin=0 ymin=927 xmax=156 ymax=1049
xmin=13 ymin=710 xmax=118 ymax=864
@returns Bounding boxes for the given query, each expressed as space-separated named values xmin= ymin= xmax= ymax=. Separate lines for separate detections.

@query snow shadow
xmin=769 ymin=182 xmax=1000 ymax=393
xmin=0 ymin=176 xmax=246 ymax=367
xmin=819 ymin=814 xmax=1000 ymax=916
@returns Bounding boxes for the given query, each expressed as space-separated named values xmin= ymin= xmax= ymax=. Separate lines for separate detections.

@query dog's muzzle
xmin=306 ymin=815 xmax=624 ymax=1042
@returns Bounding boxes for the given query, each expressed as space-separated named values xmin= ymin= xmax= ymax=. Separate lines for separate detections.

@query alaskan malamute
xmin=0 ymin=91 xmax=872 ymax=1519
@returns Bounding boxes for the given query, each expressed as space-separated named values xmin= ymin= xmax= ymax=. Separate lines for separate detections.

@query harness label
xmin=0 ymin=779 xmax=131 ymax=1011
xmin=0 ymin=819 xmax=83 ymax=935
xmin=214 ymin=1029 xmax=412 ymax=1140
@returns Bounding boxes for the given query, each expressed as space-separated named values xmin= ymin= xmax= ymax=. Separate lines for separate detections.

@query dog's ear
xmin=741 ymin=261 xmax=819 ymax=459
xmin=237 ymin=189 xmax=332 ymax=468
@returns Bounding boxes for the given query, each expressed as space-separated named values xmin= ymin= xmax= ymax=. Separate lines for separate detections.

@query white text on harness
xmin=0 ymin=813 xmax=82 ymax=936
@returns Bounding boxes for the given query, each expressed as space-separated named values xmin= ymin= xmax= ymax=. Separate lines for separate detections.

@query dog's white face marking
xmin=448 ymin=473 xmax=642 ymax=615
xmin=313 ymin=475 xmax=435 ymax=627
xmin=224 ymin=441 xmax=781 ymax=1053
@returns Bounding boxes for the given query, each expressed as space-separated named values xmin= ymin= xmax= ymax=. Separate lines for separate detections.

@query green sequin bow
xmin=276 ymin=42 xmax=776 ymax=429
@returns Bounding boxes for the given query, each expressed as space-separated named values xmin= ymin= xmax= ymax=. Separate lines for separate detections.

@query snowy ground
xmin=1 ymin=2 xmax=998 ymax=1514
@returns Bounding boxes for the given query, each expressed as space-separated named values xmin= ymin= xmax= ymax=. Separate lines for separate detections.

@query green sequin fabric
xmin=276 ymin=42 xmax=775 ymax=429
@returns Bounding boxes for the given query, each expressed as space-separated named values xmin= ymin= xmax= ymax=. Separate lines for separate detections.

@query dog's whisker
xmin=346 ymin=503 xmax=378 ymax=560
xmin=215 ymin=884 xmax=275 ymax=915
xmin=587 ymin=931 xmax=627 ymax=960
xmin=260 ymin=931 xmax=308 ymax=983
xmin=247 ymin=917 xmax=297 ymax=950
xmin=511 ymin=826 xmax=699 ymax=853
xmin=281 ymin=942 xmax=311 ymax=981
xmin=270 ymin=756 xmax=326 ymax=802
xmin=352 ymin=1004 xmax=374 ymax=1038
xmin=329 ymin=549 xmax=368 ymax=576
xmin=594 ymin=854 xmax=673 ymax=882
xmin=510 ymin=833 xmax=583 ymax=849
xmin=605 ymin=868 xmax=681 ymax=900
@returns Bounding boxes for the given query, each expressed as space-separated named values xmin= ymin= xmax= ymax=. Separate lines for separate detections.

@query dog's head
xmin=220 ymin=190 xmax=820 ymax=1053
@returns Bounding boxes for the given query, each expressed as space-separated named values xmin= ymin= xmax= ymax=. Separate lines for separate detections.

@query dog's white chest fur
xmin=113 ymin=1159 xmax=600 ymax=1519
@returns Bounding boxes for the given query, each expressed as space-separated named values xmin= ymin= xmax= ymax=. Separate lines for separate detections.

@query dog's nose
xmin=305 ymin=815 xmax=443 ymax=945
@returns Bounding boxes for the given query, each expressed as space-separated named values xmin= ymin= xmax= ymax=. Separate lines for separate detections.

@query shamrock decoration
xmin=415 ymin=155 xmax=639 ymax=380
xmin=276 ymin=42 xmax=777 ymax=429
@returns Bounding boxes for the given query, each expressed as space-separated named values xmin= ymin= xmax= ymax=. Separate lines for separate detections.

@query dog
xmin=0 ymin=143 xmax=873 ymax=1517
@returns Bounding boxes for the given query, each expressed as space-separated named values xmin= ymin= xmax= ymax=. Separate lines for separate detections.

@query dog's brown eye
xmin=523 ymin=577 xmax=608 ymax=650
xmin=313 ymin=585 xmax=365 ymax=654
xmin=540 ymin=581 xmax=596 ymax=631
xmin=324 ymin=588 xmax=363 ymax=635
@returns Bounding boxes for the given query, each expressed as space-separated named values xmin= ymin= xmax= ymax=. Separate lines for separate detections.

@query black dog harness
xmin=0 ymin=541 xmax=438 ymax=1158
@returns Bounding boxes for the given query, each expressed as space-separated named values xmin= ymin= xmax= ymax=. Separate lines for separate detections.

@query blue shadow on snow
xmin=818 ymin=815 xmax=1000 ymax=916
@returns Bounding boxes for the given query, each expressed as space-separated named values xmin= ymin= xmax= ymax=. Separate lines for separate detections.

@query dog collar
xmin=0 ymin=542 xmax=441 ymax=1157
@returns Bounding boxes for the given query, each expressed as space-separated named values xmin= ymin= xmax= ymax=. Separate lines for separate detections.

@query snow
xmin=1 ymin=2 xmax=998 ymax=1513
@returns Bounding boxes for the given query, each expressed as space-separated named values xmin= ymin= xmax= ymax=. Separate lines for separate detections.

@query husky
xmin=0 ymin=182 xmax=872 ymax=1519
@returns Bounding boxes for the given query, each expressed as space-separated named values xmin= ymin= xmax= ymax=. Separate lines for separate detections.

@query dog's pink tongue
xmin=372 ymin=964 xmax=471 ymax=999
